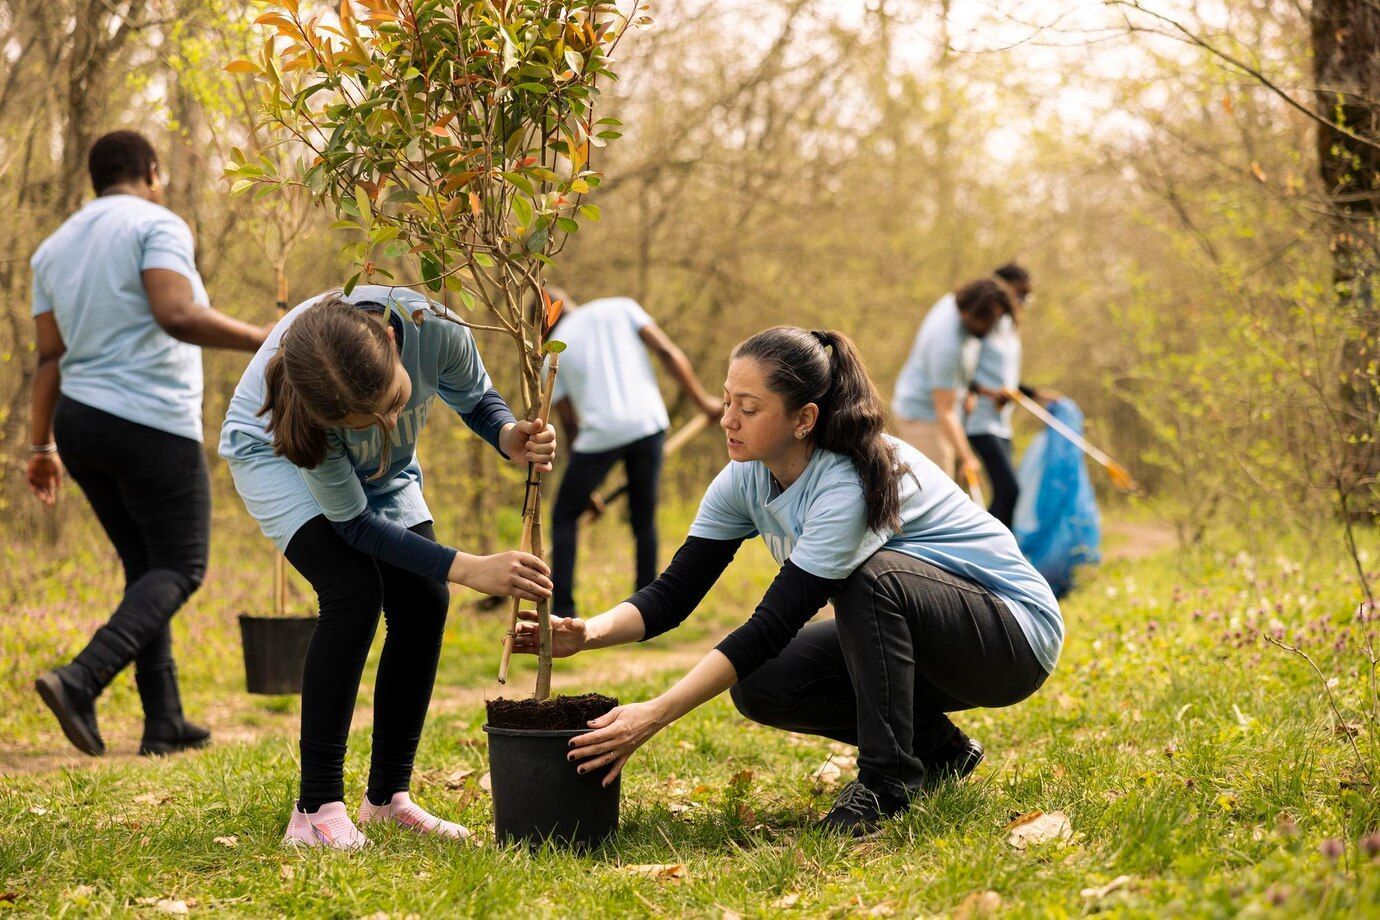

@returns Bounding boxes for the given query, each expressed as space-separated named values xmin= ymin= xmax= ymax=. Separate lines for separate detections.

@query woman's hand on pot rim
xmin=567 ymin=700 xmax=669 ymax=786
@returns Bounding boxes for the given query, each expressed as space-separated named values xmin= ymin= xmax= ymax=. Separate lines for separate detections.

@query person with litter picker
xmin=30 ymin=131 xmax=273 ymax=759
xmin=513 ymin=326 xmax=1062 ymax=838
xmin=546 ymin=288 xmax=721 ymax=618
xmin=891 ymin=279 xmax=1007 ymax=493
xmin=962 ymin=263 xmax=1059 ymax=528
xmin=220 ymin=288 xmax=556 ymax=849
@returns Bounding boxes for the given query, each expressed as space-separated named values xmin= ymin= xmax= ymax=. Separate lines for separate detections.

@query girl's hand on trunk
xmin=450 ymin=550 xmax=551 ymax=601
xmin=513 ymin=611 xmax=588 ymax=658
xmin=500 ymin=419 xmax=557 ymax=472
xmin=567 ymin=700 xmax=669 ymax=786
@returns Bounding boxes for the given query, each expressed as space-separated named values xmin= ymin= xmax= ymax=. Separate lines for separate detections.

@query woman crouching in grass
xmin=513 ymin=326 xmax=1062 ymax=836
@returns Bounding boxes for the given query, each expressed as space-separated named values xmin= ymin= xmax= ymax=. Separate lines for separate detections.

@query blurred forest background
xmin=0 ymin=0 xmax=1376 ymax=561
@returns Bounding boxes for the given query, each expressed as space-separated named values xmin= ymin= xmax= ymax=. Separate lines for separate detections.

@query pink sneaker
xmin=358 ymin=792 xmax=472 ymax=841
xmin=282 ymin=801 xmax=369 ymax=850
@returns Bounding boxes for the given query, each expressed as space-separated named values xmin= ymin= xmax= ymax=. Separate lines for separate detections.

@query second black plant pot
xmin=483 ymin=725 xmax=621 ymax=849
xmin=238 ymin=614 xmax=316 ymax=695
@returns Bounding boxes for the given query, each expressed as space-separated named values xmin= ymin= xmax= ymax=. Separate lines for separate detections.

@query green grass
xmin=2 ymin=506 xmax=1378 ymax=917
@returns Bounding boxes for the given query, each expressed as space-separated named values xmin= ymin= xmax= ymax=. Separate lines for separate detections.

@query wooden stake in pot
xmin=498 ymin=355 xmax=560 ymax=694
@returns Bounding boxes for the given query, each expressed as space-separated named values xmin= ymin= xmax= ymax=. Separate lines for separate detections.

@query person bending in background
xmin=29 ymin=131 xmax=271 ymax=759
xmin=515 ymin=326 xmax=1061 ymax=837
xmin=891 ymin=279 xmax=1008 ymax=485
xmin=548 ymin=289 xmax=721 ymax=618
xmin=963 ymin=263 xmax=1057 ymax=528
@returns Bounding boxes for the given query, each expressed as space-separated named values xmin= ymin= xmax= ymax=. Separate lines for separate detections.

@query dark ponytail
xmin=732 ymin=326 xmax=906 ymax=533
xmin=258 ymin=294 xmax=397 ymax=480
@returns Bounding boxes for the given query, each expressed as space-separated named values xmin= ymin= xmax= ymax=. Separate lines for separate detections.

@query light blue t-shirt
xmin=219 ymin=286 xmax=495 ymax=551
xmin=965 ymin=314 xmax=1022 ymax=439
xmin=30 ymin=195 xmax=211 ymax=441
xmin=550 ymin=297 xmax=669 ymax=454
xmin=891 ymin=293 xmax=980 ymax=423
xmin=688 ymin=435 xmax=1063 ymax=673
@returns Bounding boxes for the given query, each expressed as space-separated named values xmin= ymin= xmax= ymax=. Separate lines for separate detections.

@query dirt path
xmin=1102 ymin=518 xmax=1178 ymax=561
xmin=0 ymin=636 xmax=720 ymax=777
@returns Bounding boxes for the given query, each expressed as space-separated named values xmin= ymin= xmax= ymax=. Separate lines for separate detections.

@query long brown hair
xmin=732 ymin=326 xmax=906 ymax=533
xmin=259 ymin=294 xmax=398 ymax=480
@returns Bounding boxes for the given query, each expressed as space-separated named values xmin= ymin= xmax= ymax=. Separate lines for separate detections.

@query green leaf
xmin=578 ymin=204 xmax=601 ymax=222
xmin=543 ymin=339 xmax=567 ymax=354
xmin=556 ymin=216 xmax=579 ymax=233
xmin=343 ymin=272 xmax=362 ymax=296
xmin=230 ymin=179 xmax=255 ymax=195
xmin=516 ymin=82 xmax=549 ymax=94
xmin=473 ymin=252 xmax=495 ymax=268
xmin=512 ymin=194 xmax=533 ymax=226
xmin=354 ymin=185 xmax=372 ymax=224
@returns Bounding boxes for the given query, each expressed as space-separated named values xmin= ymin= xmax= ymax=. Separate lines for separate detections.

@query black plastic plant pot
xmin=237 ymin=614 xmax=316 ymax=695
xmin=483 ymin=725 xmax=621 ymax=849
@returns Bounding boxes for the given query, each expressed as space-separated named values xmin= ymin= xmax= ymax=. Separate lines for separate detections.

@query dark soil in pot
xmin=238 ymin=614 xmax=315 ymax=695
xmin=484 ymin=693 xmax=620 ymax=849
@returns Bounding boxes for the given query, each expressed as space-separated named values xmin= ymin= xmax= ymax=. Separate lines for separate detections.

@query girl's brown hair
xmin=258 ymin=295 xmax=398 ymax=480
xmin=732 ymin=326 xmax=907 ymax=533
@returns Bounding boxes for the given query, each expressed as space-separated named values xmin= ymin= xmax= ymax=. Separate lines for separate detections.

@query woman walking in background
xmin=221 ymin=288 xmax=555 ymax=848
xmin=30 ymin=131 xmax=271 ymax=758
xmin=516 ymin=326 xmax=1062 ymax=837
xmin=963 ymin=263 xmax=1056 ymax=528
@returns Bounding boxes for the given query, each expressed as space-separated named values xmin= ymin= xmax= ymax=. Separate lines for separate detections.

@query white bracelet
xmin=29 ymin=443 xmax=57 ymax=454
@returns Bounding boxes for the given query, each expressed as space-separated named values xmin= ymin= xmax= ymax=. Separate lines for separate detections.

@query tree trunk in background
xmin=1311 ymin=0 xmax=1380 ymax=510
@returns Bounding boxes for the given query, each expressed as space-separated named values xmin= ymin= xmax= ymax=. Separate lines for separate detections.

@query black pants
xmin=730 ymin=550 xmax=1047 ymax=799
xmin=285 ymin=516 xmax=450 ymax=810
xmin=551 ymin=430 xmax=666 ymax=616
xmin=969 ymin=434 xmax=1019 ymax=528
xmin=53 ymin=397 xmax=209 ymax=709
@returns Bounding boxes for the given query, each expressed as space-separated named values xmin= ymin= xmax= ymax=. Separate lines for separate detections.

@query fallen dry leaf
xmin=279 ymin=865 xmax=295 ymax=881
xmin=1080 ymin=875 xmax=1132 ymax=900
xmin=444 ymin=768 xmax=474 ymax=789
xmin=770 ymin=892 xmax=800 ymax=909
xmin=28 ymin=805 xmax=47 ymax=816
xmin=954 ymin=890 xmax=1003 ymax=918
xmin=213 ymin=836 xmax=238 ymax=849
xmin=867 ymin=904 xmax=895 ymax=917
xmin=0 ymin=893 xmax=18 ymax=904
xmin=69 ymin=885 xmax=96 ymax=899
xmin=668 ymin=802 xmax=698 ymax=814
xmin=478 ymin=771 xmax=492 ymax=793
xmin=133 ymin=793 xmax=169 ymax=806
xmin=728 ymin=769 xmax=755 ymax=789
xmin=720 ymin=911 xmax=743 ymax=920
xmin=154 ymin=899 xmax=189 ymax=915
xmin=1006 ymin=811 xmax=1073 ymax=849
xmin=812 ymin=758 xmax=843 ymax=792
xmin=621 ymin=863 xmax=687 ymax=882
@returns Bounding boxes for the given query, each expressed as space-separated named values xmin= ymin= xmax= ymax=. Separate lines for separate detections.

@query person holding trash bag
xmin=513 ymin=326 xmax=1062 ymax=837
xmin=220 ymin=288 xmax=555 ymax=849
xmin=963 ymin=263 xmax=1058 ymax=528
xmin=30 ymin=131 xmax=272 ymax=759
xmin=546 ymin=288 xmax=722 ymax=617
xmin=891 ymin=279 xmax=1007 ymax=484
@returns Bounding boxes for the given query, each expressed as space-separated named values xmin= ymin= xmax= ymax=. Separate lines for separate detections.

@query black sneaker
xmin=919 ymin=731 xmax=984 ymax=785
xmin=815 ymin=780 xmax=908 ymax=838
xmin=35 ymin=668 xmax=105 ymax=756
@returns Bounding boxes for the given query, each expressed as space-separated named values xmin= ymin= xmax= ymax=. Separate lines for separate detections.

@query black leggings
xmin=285 ymin=516 xmax=450 ymax=811
xmin=730 ymin=550 xmax=1047 ymax=798
xmin=968 ymin=434 xmax=1019 ymax=528
xmin=53 ymin=397 xmax=209 ymax=705
xmin=551 ymin=430 xmax=665 ymax=616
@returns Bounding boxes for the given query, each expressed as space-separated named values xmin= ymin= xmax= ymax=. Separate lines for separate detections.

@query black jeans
xmin=285 ymin=516 xmax=450 ymax=811
xmin=730 ymin=550 xmax=1047 ymax=799
xmin=969 ymin=434 xmax=1019 ymax=528
xmin=551 ymin=430 xmax=666 ymax=616
xmin=53 ymin=397 xmax=209 ymax=705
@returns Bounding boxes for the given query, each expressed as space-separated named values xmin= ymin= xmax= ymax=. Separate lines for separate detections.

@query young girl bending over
xmin=515 ymin=326 xmax=1062 ymax=837
xmin=221 ymin=287 xmax=555 ymax=848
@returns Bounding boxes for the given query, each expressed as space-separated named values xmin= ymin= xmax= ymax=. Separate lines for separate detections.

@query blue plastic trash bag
xmin=1012 ymin=398 xmax=1101 ymax=597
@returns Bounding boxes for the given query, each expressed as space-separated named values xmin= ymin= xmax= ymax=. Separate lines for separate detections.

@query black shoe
xmin=815 ymin=780 xmax=909 ymax=838
xmin=919 ymin=731 xmax=985 ymax=785
xmin=139 ymin=720 xmax=211 ymax=756
xmin=34 ymin=668 xmax=105 ymax=756
xmin=135 ymin=665 xmax=210 ymax=756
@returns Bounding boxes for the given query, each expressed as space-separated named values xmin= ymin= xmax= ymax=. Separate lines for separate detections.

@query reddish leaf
xmin=543 ymin=289 xmax=563 ymax=331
